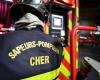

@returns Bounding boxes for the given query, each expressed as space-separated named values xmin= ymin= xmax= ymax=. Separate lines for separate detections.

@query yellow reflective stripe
xmin=76 ymin=35 xmax=79 ymax=52
xmin=68 ymin=11 xmax=72 ymax=30
xmin=59 ymin=64 xmax=70 ymax=77
xmin=76 ymin=35 xmax=78 ymax=69
xmin=76 ymin=46 xmax=78 ymax=52
xmin=76 ymin=43 xmax=78 ymax=69
xmin=22 ymin=68 xmax=59 ymax=80
xmin=68 ymin=20 xmax=72 ymax=30
xmin=76 ymin=59 xmax=78 ymax=69
xmin=63 ymin=48 xmax=70 ymax=64
xmin=56 ymin=78 xmax=60 ymax=80
xmin=76 ymin=6 xmax=79 ymax=20
xmin=68 ymin=11 xmax=72 ymax=45
xmin=45 ymin=24 xmax=49 ymax=34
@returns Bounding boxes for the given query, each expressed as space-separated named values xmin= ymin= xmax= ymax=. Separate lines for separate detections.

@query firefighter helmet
xmin=9 ymin=2 xmax=45 ymax=22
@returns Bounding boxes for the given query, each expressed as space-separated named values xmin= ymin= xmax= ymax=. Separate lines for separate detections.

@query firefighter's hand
xmin=60 ymin=37 xmax=66 ymax=47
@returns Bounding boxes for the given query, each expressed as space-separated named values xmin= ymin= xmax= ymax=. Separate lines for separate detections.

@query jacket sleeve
xmin=53 ymin=38 xmax=63 ymax=63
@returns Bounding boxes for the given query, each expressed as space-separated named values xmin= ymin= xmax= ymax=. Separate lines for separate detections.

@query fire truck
xmin=0 ymin=0 xmax=100 ymax=80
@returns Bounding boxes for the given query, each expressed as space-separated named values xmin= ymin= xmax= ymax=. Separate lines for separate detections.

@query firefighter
xmin=0 ymin=2 xmax=63 ymax=80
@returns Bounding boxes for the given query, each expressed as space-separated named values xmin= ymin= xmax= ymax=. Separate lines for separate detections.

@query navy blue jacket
xmin=0 ymin=29 xmax=63 ymax=80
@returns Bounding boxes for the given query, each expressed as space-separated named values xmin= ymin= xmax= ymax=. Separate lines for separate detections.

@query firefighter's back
xmin=0 ymin=29 xmax=62 ymax=80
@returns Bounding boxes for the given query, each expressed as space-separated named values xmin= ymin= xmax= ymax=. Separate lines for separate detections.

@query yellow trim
xmin=68 ymin=20 xmax=72 ymax=30
xmin=56 ymin=78 xmax=60 ymax=80
xmin=59 ymin=64 xmax=70 ymax=78
xmin=76 ymin=59 xmax=78 ymax=69
xmin=68 ymin=11 xmax=72 ymax=30
xmin=63 ymin=48 xmax=70 ymax=64
xmin=76 ymin=34 xmax=79 ymax=69
xmin=45 ymin=23 xmax=49 ymax=34
xmin=22 ymin=68 xmax=59 ymax=80
xmin=76 ymin=7 xmax=79 ymax=18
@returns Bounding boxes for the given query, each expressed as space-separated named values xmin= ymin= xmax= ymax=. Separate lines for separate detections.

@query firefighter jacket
xmin=0 ymin=29 xmax=63 ymax=80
